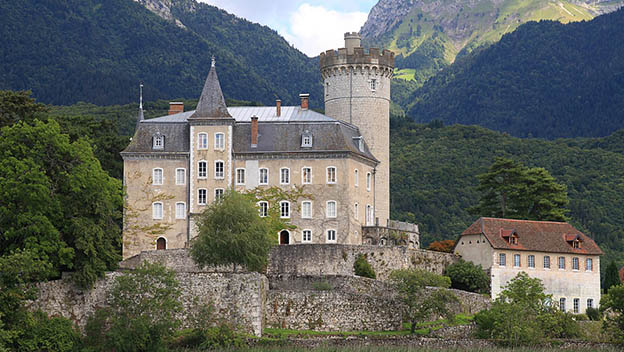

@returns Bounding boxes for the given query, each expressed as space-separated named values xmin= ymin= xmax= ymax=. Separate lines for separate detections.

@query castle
xmin=121 ymin=33 xmax=419 ymax=258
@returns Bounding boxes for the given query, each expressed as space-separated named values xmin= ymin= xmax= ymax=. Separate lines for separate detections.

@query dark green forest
xmin=0 ymin=0 xmax=322 ymax=107
xmin=405 ymin=9 xmax=624 ymax=139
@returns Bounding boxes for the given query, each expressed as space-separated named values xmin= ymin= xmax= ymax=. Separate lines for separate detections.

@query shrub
xmin=586 ymin=307 xmax=601 ymax=321
xmin=427 ymin=240 xmax=456 ymax=253
xmin=172 ymin=323 xmax=245 ymax=349
xmin=444 ymin=259 xmax=490 ymax=293
xmin=16 ymin=311 xmax=80 ymax=352
xmin=312 ymin=280 xmax=332 ymax=291
xmin=354 ymin=255 xmax=376 ymax=279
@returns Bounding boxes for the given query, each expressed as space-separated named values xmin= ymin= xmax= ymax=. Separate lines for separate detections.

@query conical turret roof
xmin=190 ymin=58 xmax=232 ymax=119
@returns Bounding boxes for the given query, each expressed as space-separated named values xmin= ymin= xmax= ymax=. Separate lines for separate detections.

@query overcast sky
xmin=198 ymin=0 xmax=378 ymax=57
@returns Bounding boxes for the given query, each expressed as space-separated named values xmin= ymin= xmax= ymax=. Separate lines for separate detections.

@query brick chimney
xmin=168 ymin=102 xmax=184 ymax=115
xmin=251 ymin=116 xmax=258 ymax=147
xmin=276 ymin=99 xmax=281 ymax=117
xmin=299 ymin=94 xmax=309 ymax=110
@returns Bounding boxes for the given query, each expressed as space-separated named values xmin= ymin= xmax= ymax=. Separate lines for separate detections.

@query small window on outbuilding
xmin=153 ymin=132 xmax=165 ymax=150
xmin=301 ymin=131 xmax=313 ymax=148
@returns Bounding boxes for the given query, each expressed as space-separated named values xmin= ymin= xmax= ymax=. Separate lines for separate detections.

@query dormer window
xmin=301 ymin=131 xmax=313 ymax=148
xmin=565 ymin=234 xmax=583 ymax=249
xmin=353 ymin=136 xmax=364 ymax=152
xmin=501 ymin=229 xmax=518 ymax=245
xmin=153 ymin=132 xmax=164 ymax=150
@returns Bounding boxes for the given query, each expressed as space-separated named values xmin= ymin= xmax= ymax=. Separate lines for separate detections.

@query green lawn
xmin=394 ymin=69 xmax=417 ymax=81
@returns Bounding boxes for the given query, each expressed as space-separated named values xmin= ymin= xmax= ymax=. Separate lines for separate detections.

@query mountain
xmin=389 ymin=120 xmax=624 ymax=274
xmin=361 ymin=0 xmax=624 ymax=104
xmin=405 ymin=9 xmax=624 ymax=139
xmin=0 ymin=0 xmax=322 ymax=107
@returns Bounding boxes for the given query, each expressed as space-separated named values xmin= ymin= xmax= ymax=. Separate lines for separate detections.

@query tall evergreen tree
xmin=605 ymin=260 xmax=622 ymax=293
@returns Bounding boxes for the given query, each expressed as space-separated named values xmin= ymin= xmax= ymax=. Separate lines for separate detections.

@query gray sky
xmin=198 ymin=0 xmax=378 ymax=56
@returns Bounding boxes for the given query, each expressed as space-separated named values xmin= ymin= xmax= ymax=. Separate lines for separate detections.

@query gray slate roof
xmin=122 ymin=122 xmax=189 ymax=154
xmin=146 ymin=106 xmax=336 ymax=123
xmin=189 ymin=64 xmax=232 ymax=119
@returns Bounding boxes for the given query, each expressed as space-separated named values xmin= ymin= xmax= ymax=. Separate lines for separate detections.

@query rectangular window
xmin=214 ymin=161 xmax=224 ymax=179
xmin=587 ymin=298 xmax=594 ymax=309
xmin=559 ymin=256 xmax=566 ymax=270
xmin=175 ymin=202 xmax=186 ymax=219
xmin=198 ymin=161 xmax=207 ymax=178
xmin=198 ymin=133 xmax=208 ymax=149
xmin=544 ymin=256 xmax=551 ymax=269
xmin=176 ymin=168 xmax=185 ymax=185
xmin=354 ymin=169 xmax=359 ymax=187
xmin=366 ymin=172 xmax=371 ymax=191
xmin=280 ymin=201 xmax=290 ymax=218
xmin=214 ymin=133 xmax=225 ymax=150
xmin=572 ymin=257 xmax=579 ymax=270
xmin=301 ymin=201 xmax=312 ymax=219
xmin=326 ymin=229 xmax=336 ymax=243
xmin=153 ymin=168 xmax=163 ymax=185
xmin=499 ymin=253 xmax=506 ymax=267
xmin=259 ymin=168 xmax=268 ymax=185
xmin=326 ymin=167 xmax=336 ymax=184
xmin=514 ymin=254 xmax=521 ymax=267
xmin=560 ymin=298 xmax=566 ymax=312
xmin=153 ymin=135 xmax=164 ymax=149
xmin=366 ymin=205 xmax=373 ymax=226
xmin=301 ymin=135 xmax=312 ymax=147
xmin=586 ymin=258 xmax=593 ymax=271
xmin=573 ymin=298 xmax=580 ymax=314
xmin=236 ymin=168 xmax=245 ymax=185
xmin=354 ymin=203 xmax=359 ymax=220
xmin=198 ymin=189 xmax=207 ymax=205
xmin=302 ymin=167 xmax=311 ymax=184
xmin=528 ymin=255 xmax=535 ymax=268
xmin=215 ymin=188 xmax=224 ymax=200
xmin=258 ymin=201 xmax=268 ymax=217
xmin=280 ymin=168 xmax=290 ymax=184
xmin=326 ymin=201 xmax=337 ymax=218
xmin=152 ymin=202 xmax=163 ymax=219
xmin=370 ymin=78 xmax=377 ymax=91
xmin=302 ymin=230 xmax=312 ymax=243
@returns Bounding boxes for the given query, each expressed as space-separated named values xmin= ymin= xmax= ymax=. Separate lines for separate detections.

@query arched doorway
xmin=156 ymin=237 xmax=167 ymax=250
xmin=279 ymin=230 xmax=290 ymax=245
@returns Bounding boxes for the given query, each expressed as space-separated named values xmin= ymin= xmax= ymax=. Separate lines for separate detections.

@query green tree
xmin=83 ymin=262 xmax=182 ymax=352
xmin=0 ymin=90 xmax=46 ymax=128
xmin=601 ymin=284 xmax=624 ymax=342
xmin=604 ymin=260 xmax=622 ymax=293
xmin=191 ymin=191 xmax=275 ymax=272
xmin=0 ymin=120 xmax=123 ymax=288
xmin=389 ymin=269 xmax=456 ymax=334
xmin=469 ymin=158 xmax=568 ymax=221
xmin=354 ymin=254 xmax=376 ymax=279
xmin=444 ymin=259 xmax=490 ymax=293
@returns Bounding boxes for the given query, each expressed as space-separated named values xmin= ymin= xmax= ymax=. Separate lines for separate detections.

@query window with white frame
xmin=198 ymin=161 xmax=207 ymax=178
xmin=175 ymin=202 xmax=186 ymax=219
xmin=326 ymin=201 xmax=337 ymax=218
xmin=528 ymin=255 xmax=535 ymax=268
xmin=153 ymin=168 xmax=163 ymax=185
xmin=573 ymin=298 xmax=580 ymax=313
xmin=153 ymin=133 xmax=164 ymax=149
xmin=354 ymin=169 xmax=358 ymax=187
xmin=326 ymin=167 xmax=336 ymax=184
xmin=560 ymin=298 xmax=566 ymax=312
xmin=572 ymin=257 xmax=579 ymax=270
xmin=366 ymin=172 xmax=371 ymax=191
xmin=499 ymin=253 xmax=506 ymax=267
xmin=280 ymin=201 xmax=290 ymax=218
xmin=558 ymin=256 xmax=566 ymax=270
xmin=198 ymin=189 xmax=207 ymax=205
xmin=152 ymin=202 xmax=163 ymax=219
xmin=214 ymin=161 xmax=224 ymax=179
xmin=258 ymin=201 xmax=268 ymax=217
xmin=176 ymin=168 xmax=186 ymax=185
xmin=354 ymin=203 xmax=359 ymax=220
xmin=198 ymin=133 xmax=208 ymax=149
xmin=280 ymin=168 xmax=290 ymax=184
xmin=214 ymin=133 xmax=225 ymax=150
xmin=302 ymin=229 xmax=312 ymax=243
xmin=259 ymin=168 xmax=268 ymax=185
xmin=586 ymin=258 xmax=593 ymax=271
xmin=544 ymin=256 xmax=551 ymax=269
xmin=301 ymin=201 xmax=312 ymax=219
xmin=215 ymin=188 xmax=224 ymax=200
xmin=587 ymin=298 xmax=594 ymax=309
xmin=301 ymin=134 xmax=312 ymax=147
xmin=326 ymin=229 xmax=336 ymax=243
xmin=302 ymin=167 xmax=311 ymax=184
xmin=366 ymin=204 xmax=373 ymax=226
xmin=236 ymin=168 xmax=245 ymax=185
xmin=514 ymin=254 xmax=521 ymax=267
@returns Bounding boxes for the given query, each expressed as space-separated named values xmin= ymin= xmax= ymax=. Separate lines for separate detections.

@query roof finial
xmin=211 ymin=55 xmax=216 ymax=68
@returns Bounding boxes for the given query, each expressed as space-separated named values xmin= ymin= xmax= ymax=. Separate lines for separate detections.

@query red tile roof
xmin=460 ymin=217 xmax=603 ymax=255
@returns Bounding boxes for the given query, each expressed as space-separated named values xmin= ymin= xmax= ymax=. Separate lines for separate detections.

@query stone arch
xmin=156 ymin=237 xmax=167 ymax=250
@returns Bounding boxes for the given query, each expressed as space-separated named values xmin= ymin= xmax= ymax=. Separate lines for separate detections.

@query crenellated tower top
xmin=320 ymin=33 xmax=394 ymax=80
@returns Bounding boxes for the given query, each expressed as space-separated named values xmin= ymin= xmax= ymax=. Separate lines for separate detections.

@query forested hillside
xmin=390 ymin=119 xmax=624 ymax=273
xmin=406 ymin=9 xmax=624 ymax=138
xmin=0 ymin=0 xmax=322 ymax=107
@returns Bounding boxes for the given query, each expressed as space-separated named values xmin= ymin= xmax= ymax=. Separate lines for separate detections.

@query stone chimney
xmin=168 ymin=102 xmax=184 ymax=115
xmin=299 ymin=94 xmax=309 ymax=110
xmin=251 ymin=116 xmax=258 ymax=147
xmin=344 ymin=32 xmax=361 ymax=55
xmin=276 ymin=99 xmax=281 ymax=117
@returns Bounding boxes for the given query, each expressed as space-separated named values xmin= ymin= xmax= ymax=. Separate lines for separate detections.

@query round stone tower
xmin=320 ymin=32 xmax=394 ymax=226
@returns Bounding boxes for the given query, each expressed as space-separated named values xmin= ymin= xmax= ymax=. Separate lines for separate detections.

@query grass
xmin=177 ymin=346 xmax=624 ymax=352
xmin=394 ymin=69 xmax=417 ymax=81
